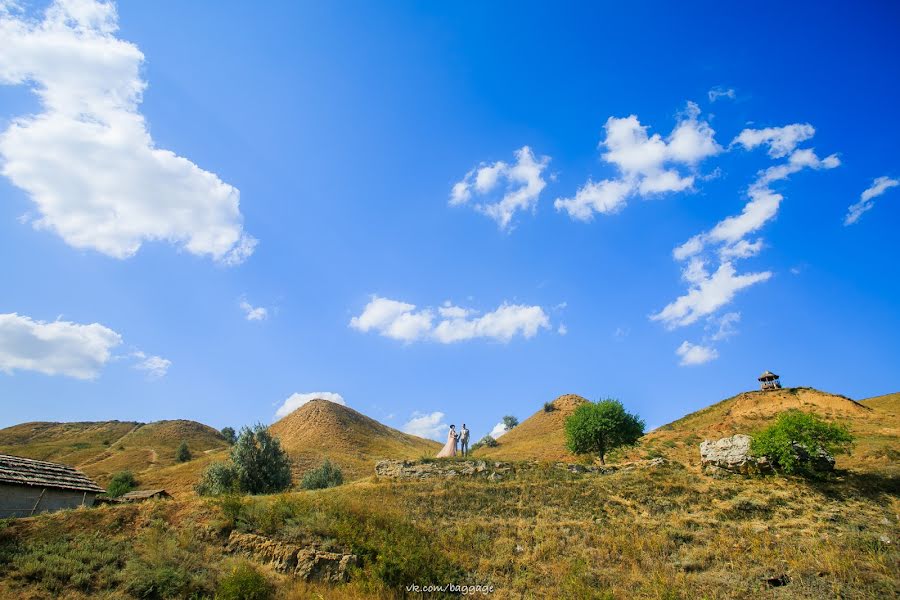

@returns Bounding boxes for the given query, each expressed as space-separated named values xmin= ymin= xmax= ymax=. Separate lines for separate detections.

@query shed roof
xmin=119 ymin=489 xmax=171 ymax=501
xmin=0 ymin=453 xmax=104 ymax=493
xmin=758 ymin=370 xmax=779 ymax=380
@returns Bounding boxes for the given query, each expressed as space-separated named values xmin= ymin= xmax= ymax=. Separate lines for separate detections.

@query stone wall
xmin=374 ymin=457 xmax=672 ymax=480
xmin=226 ymin=531 xmax=356 ymax=583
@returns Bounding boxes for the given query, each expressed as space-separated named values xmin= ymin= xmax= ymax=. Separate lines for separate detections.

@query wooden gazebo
xmin=758 ymin=370 xmax=782 ymax=391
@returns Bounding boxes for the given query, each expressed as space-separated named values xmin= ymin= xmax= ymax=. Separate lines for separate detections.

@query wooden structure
xmin=0 ymin=453 xmax=104 ymax=518
xmin=758 ymin=370 xmax=782 ymax=391
xmin=119 ymin=489 xmax=172 ymax=503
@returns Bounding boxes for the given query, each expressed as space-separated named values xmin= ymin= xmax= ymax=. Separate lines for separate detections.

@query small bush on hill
xmin=301 ymin=459 xmax=344 ymax=490
xmin=471 ymin=435 xmax=498 ymax=451
xmin=196 ymin=461 xmax=238 ymax=497
xmin=565 ymin=399 xmax=644 ymax=464
xmin=751 ymin=410 xmax=853 ymax=475
xmin=5 ymin=533 xmax=125 ymax=595
xmin=216 ymin=562 xmax=274 ymax=600
xmin=122 ymin=520 xmax=215 ymax=599
xmin=502 ymin=415 xmax=519 ymax=430
xmin=176 ymin=441 xmax=191 ymax=462
xmin=221 ymin=426 xmax=237 ymax=444
xmin=107 ymin=471 xmax=137 ymax=498
xmin=544 ymin=401 xmax=557 ymax=412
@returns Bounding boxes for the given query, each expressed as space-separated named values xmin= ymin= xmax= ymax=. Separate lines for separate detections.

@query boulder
xmin=226 ymin=531 xmax=356 ymax=583
xmin=699 ymin=434 xmax=770 ymax=475
xmin=790 ymin=442 xmax=835 ymax=472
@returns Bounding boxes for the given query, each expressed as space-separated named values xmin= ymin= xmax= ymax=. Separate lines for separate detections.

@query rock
xmin=375 ymin=459 xmax=500 ymax=480
xmin=226 ymin=531 xmax=356 ymax=583
xmin=700 ymin=434 xmax=770 ymax=475
xmin=790 ymin=442 xmax=835 ymax=472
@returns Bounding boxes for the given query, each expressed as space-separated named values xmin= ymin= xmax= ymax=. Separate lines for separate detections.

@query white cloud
xmin=450 ymin=146 xmax=550 ymax=229
xmin=239 ymin=298 xmax=268 ymax=321
xmin=719 ymin=238 xmax=763 ymax=261
xmin=651 ymin=262 xmax=771 ymax=329
xmin=350 ymin=296 xmax=551 ymax=344
xmin=132 ymin=352 xmax=171 ymax=379
xmin=489 ymin=421 xmax=508 ymax=439
xmin=0 ymin=0 xmax=255 ymax=263
xmin=845 ymin=176 xmax=899 ymax=225
xmin=731 ymin=124 xmax=815 ymax=158
xmin=708 ymin=87 xmax=736 ymax=102
xmin=557 ymin=323 xmax=568 ymax=336
xmin=274 ymin=392 xmax=346 ymax=420
xmin=555 ymin=102 xmax=720 ymax=220
xmin=403 ymin=411 xmax=448 ymax=441
xmin=0 ymin=312 xmax=121 ymax=379
xmin=708 ymin=311 xmax=741 ymax=342
xmin=676 ymin=341 xmax=718 ymax=366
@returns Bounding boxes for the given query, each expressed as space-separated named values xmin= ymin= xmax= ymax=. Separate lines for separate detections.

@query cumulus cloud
xmin=675 ymin=341 xmax=718 ymax=366
xmin=731 ymin=124 xmax=816 ymax=158
xmin=651 ymin=262 xmax=771 ymax=329
xmin=0 ymin=0 xmax=255 ymax=263
xmin=450 ymin=146 xmax=550 ymax=229
xmin=0 ymin=312 xmax=122 ymax=379
xmin=274 ymin=392 xmax=346 ymax=420
xmin=131 ymin=351 xmax=171 ymax=379
xmin=239 ymin=298 xmax=268 ymax=321
xmin=403 ymin=411 xmax=448 ymax=441
xmin=489 ymin=421 xmax=509 ymax=439
xmin=708 ymin=87 xmax=736 ymax=102
xmin=350 ymin=296 xmax=551 ymax=344
xmin=844 ymin=176 xmax=899 ymax=225
xmin=555 ymin=102 xmax=721 ymax=220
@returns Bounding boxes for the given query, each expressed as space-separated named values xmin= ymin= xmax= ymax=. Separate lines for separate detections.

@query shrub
xmin=176 ymin=441 xmax=191 ymax=463
xmin=107 ymin=471 xmax=137 ymax=498
xmin=301 ymin=459 xmax=344 ymax=490
xmin=6 ymin=533 xmax=125 ymax=594
xmin=751 ymin=410 xmax=853 ymax=475
xmin=221 ymin=426 xmax=237 ymax=444
xmin=195 ymin=461 xmax=238 ymax=497
xmin=470 ymin=435 xmax=498 ymax=452
xmin=565 ymin=399 xmax=644 ymax=464
xmin=230 ymin=424 xmax=293 ymax=494
xmin=544 ymin=401 xmax=557 ymax=412
xmin=216 ymin=562 xmax=274 ymax=600
xmin=502 ymin=415 xmax=519 ymax=430
xmin=122 ymin=521 xmax=215 ymax=599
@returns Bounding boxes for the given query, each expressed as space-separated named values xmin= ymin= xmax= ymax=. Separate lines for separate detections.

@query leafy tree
xmin=502 ymin=415 xmax=519 ymax=430
xmin=229 ymin=424 xmax=293 ymax=494
xmin=300 ymin=459 xmax=344 ymax=490
xmin=470 ymin=435 xmax=499 ymax=452
xmin=195 ymin=461 xmax=238 ymax=496
xmin=176 ymin=441 xmax=192 ymax=462
xmin=107 ymin=470 xmax=137 ymax=497
xmin=221 ymin=427 xmax=237 ymax=444
xmin=751 ymin=410 xmax=853 ymax=475
xmin=565 ymin=399 xmax=644 ymax=464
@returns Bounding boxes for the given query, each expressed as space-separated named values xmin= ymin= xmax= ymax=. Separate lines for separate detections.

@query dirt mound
xmin=270 ymin=399 xmax=440 ymax=481
xmin=476 ymin=393 xmax=588 ymax=462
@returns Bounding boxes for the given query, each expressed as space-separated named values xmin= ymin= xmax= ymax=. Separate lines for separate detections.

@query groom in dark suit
xmin=459 ymin=423 xmax=470 ymax=457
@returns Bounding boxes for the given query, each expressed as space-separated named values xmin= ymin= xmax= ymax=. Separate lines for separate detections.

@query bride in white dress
xmin=436 ymin=424 xmax=458 ymax=458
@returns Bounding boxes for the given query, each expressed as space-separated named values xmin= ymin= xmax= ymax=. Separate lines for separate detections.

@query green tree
xmin=502 ymin=415 xmax=519 ymax=430
xmin=564 ymin=399 xmax=644 ymax=464
xmin=470 ymin=435 xmax=499 ymax=452
xmin=107 ymin=470 xmax=137 ymax=497
xmin=751 ymin=410 xmax=853 ymax=475
xmin=300 ymin=459 xmax=344 ymax=490
xmin=230 ymin=424 xmax=293 ymax=494
xmin=221 ymin=427 xmax=237 ymax=444
xmin=176 ymin=441 xmax=192 ymax=462
xmin=195 ymin=461 xmax=238 ymax=496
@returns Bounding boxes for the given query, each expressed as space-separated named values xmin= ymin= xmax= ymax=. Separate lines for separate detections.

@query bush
xmin=195 ymin=461 xmax=238 ymax=497
xmin=221 ymin=427 xmax=237 ymax=444
xmin=6 ymin=533 xmax=125 ymax=594
xmin=751 ymin=410 xmax=853 ymax=475
xmin=176 ymin=441 xmax=191 ymax=463
xmin=301 ymin=459 xmax=344 ymax=490
xmin=216 ymin=562 xmax=274 ymax=600
xmin=470 ymin=435 xmax=498 ymax=452
xmin=502 ymin=415 xmax=519 ymax=430
xmin=122 ymin=521 xmax=215 ymax=599
xmin=544 ymin=401 xmax=557 ymax=412
xmin=230 ymin=424 xmax=293 ymax=494
xmin=565 ymin=399 xmax=644 ymax=464
xmin=107 ymin=471 xmax=137 ymax=498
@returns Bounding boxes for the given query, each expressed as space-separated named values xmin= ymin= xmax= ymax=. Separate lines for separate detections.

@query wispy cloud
xmin=844 ymin=176 xmax=898 ymax=225
xmin=707 ymin=87 xmax=736 ymax=102
xmin=239 ymin=298 xmax=268 ymax=321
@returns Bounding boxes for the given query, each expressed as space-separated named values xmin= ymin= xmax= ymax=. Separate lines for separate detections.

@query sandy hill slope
xmin=0 ymin=419 xmax=229 ymax=486
xmin=639 ymin=387 xmax=898 ymax=473
xmin=475 ymin=394 xmax=588 ymax=462
xmin=270 ymin=399 xmax=440 ymax=480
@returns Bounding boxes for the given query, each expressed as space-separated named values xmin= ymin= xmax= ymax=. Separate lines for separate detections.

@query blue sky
xmin=1 ymin=1 xmax=898 ymax=441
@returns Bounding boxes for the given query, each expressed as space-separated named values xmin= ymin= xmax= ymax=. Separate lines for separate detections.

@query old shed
xmin=0 ymin=453 xmax=104 ymax=518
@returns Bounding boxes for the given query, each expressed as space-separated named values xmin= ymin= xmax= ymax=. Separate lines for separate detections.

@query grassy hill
xmin=0 ymin=419 xmax=229 ymax=488
xmin=476 ymin=394 xmax=587 ymax=462
xmin=270 ymin=399 xmax=441 ymax=481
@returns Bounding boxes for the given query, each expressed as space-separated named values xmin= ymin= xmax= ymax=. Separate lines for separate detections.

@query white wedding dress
xmin=436 ymin=428 xmax=458 ymax=457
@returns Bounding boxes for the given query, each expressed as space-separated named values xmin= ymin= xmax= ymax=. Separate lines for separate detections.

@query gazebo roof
xmin=758 ymin=370 xmax=779 ymax=381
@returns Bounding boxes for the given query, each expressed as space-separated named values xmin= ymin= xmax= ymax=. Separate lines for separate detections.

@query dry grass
xmin=270 ymin=399 xmax=440 ymax=481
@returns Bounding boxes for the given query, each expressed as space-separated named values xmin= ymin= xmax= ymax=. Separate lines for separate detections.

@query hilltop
xmin=476 ymin=393 xmax=587 ymax=462
xmin=0 ymin=419 xmax=229 ymax=488
xmin=269 ymin=399 xmax=440 ymax=480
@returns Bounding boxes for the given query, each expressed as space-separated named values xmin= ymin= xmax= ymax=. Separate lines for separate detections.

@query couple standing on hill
xmin=436 ymin=423 xmax=469 ymax=458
